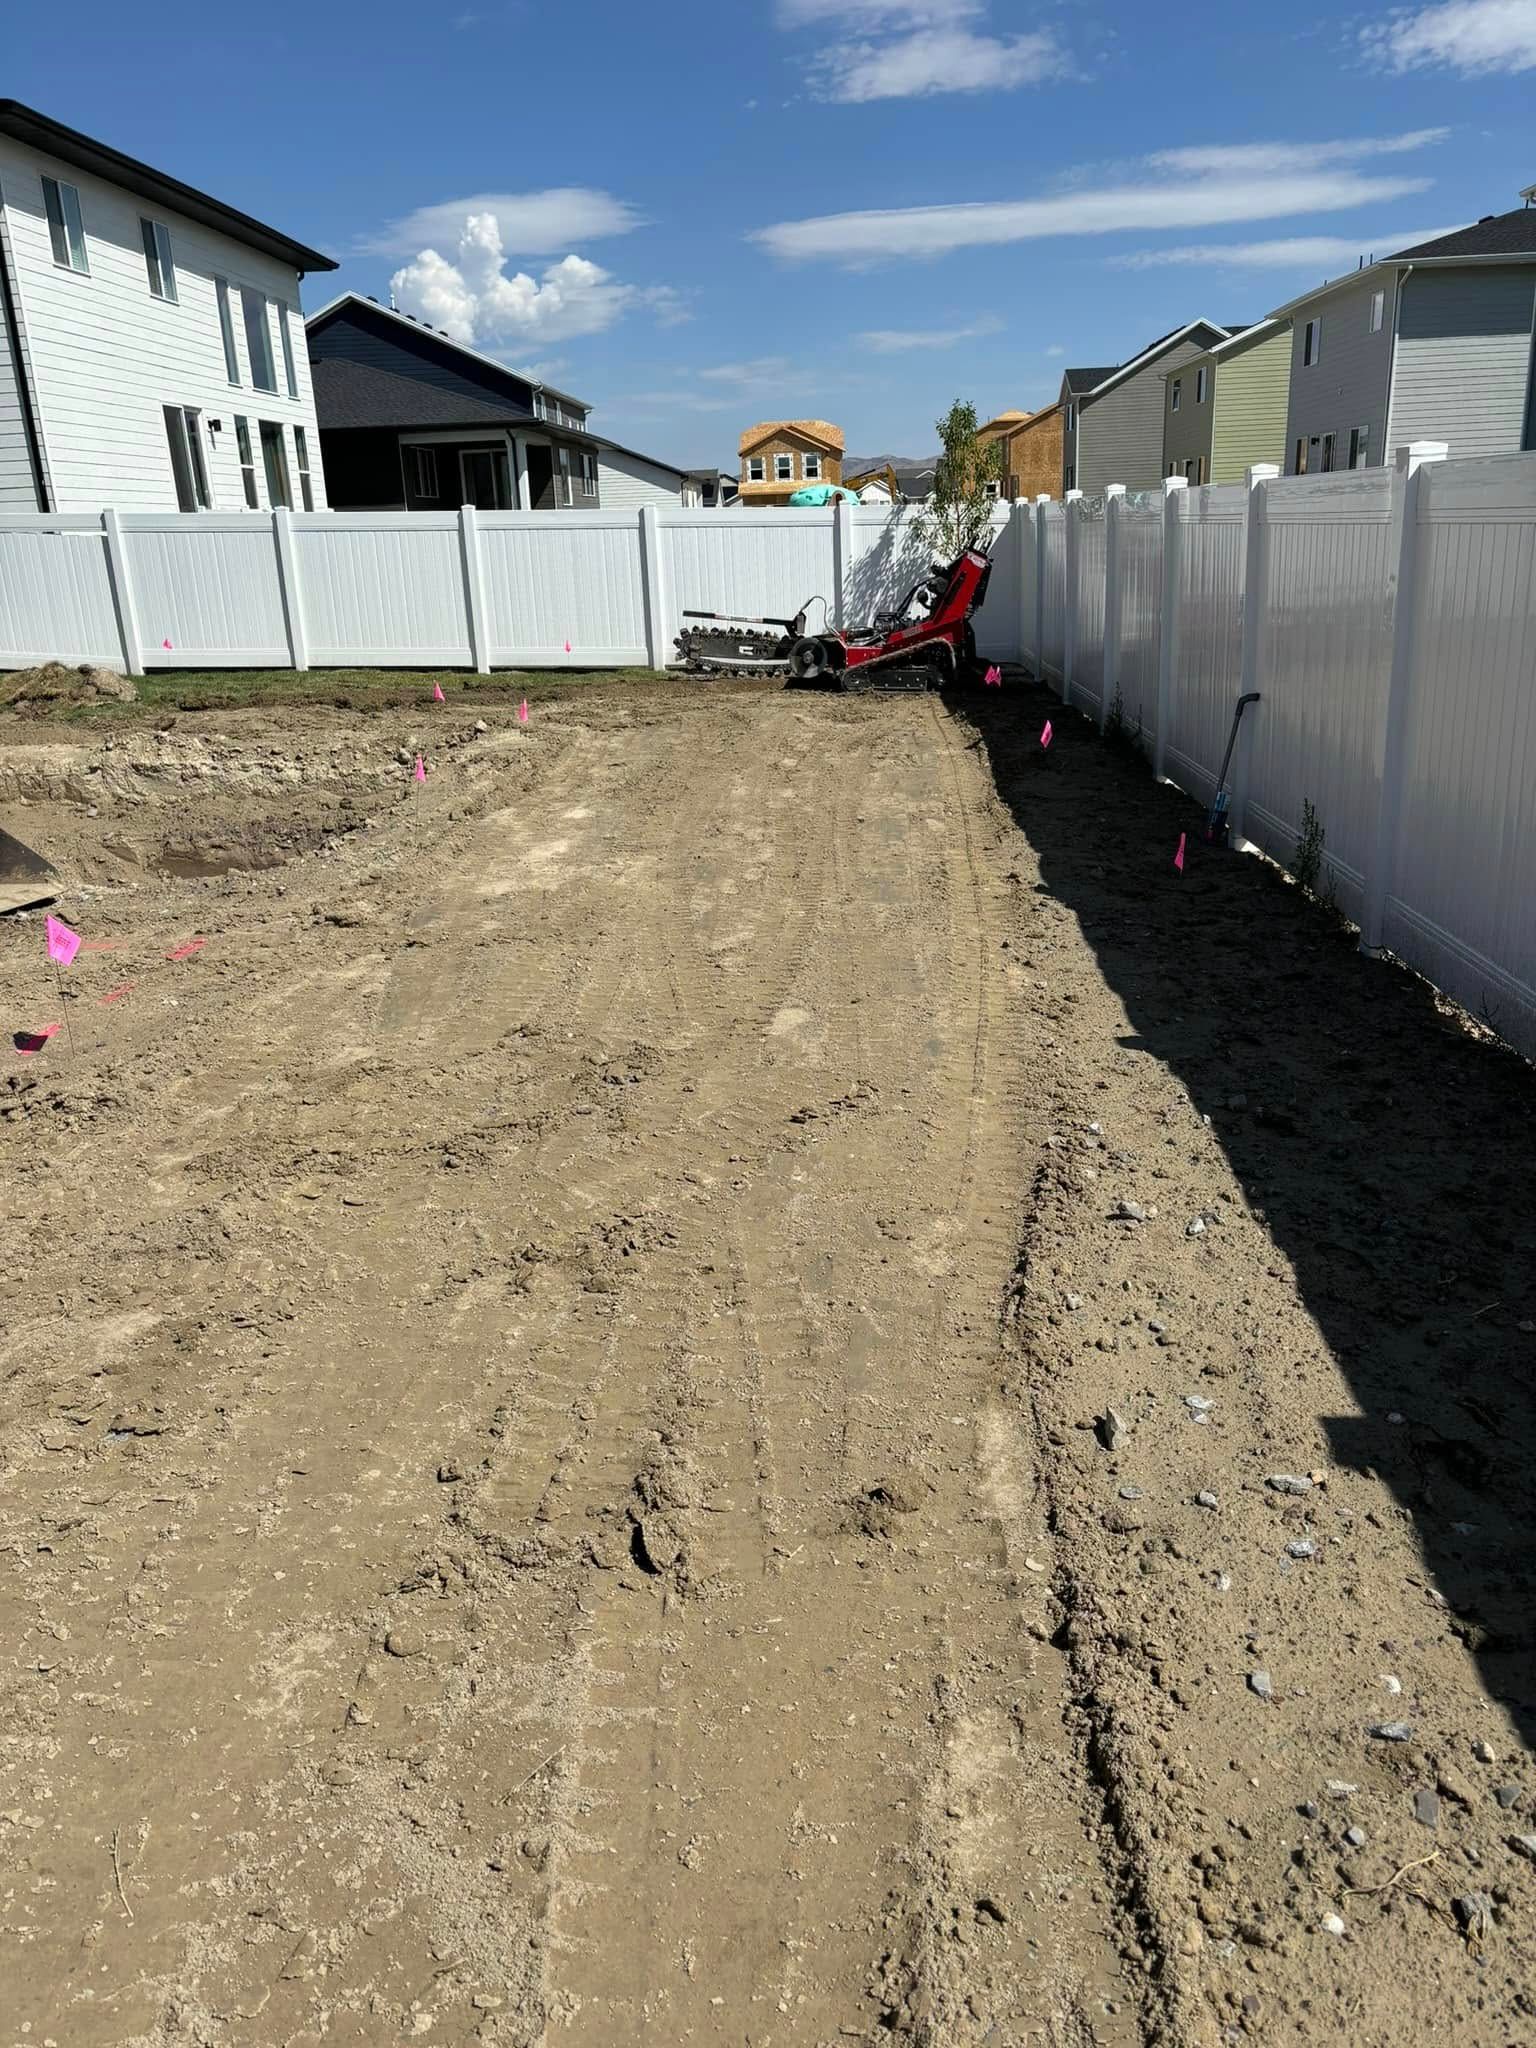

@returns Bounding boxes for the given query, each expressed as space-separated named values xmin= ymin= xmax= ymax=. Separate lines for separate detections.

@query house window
xmin=407 ymin=446 xmax=439 ymax=499
xmin=163 ymin=406 xmax=211 ymax=511
xmin=1066 ymin=402 xmax=1076 ymax=431
xmin=1196 ymin=366 xmax=1207 ymax=403
xmin=234 ymin=416 xmax=258 ymax=507
xmin=804 ymin=453 xmax=821 ymax=480
xmin=775 ymin=453 xmax=793 ymax=481
xmin=294 ymin=425 xmax=314 ymax=510
xmin=747 ymin=456 xmax=765 ymax=481
xmin=1321 ymin=431 xmax=1336 ymax=473
xmin=140 ymin=217 xmax=177 ymax=301
xmin=580 ymin=450 xmax=598 ymax=497
xmin=1303 ymin=318 xmax=1321 ymax=367
xmin=242 ymin=290 xmax=276 ymax=393
xmin=1064 ymin=462 xmax=1075 ymax=490
xmin=1294 ymin=437 xmax=1308 ymax=475
xmin=217 ymin=279 xmax=241 ymax=384
xmin=278 ymin=307 xmax=299 ymax=399
xmin=42 ymin=175 xmax=88 ymax=272
xmin=1370 ymin=289 xmax=1384 ymax=333
xmin=1348 ymin=424 xmax=1370 ymax=470
xmin=1171 ymin=378 xmax=1182 ymax=412
xmin=259 ymin=420 xmax=291 ymax=507
xmin=557 ymin=445 xmax=573 ymax=507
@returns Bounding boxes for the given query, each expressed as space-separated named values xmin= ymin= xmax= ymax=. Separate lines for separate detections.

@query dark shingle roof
xmin=311 ymin=357 xmax=530 ymax=431
xmin=1389 ymin=209 xmax=1536 ymax=261
xmin=1063 ymin=365 xmax=1116 ymax=393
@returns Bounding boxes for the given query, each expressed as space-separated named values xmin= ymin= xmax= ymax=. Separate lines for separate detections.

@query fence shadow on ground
xmin=952 ymin=672 xmax=1536 ymax=1758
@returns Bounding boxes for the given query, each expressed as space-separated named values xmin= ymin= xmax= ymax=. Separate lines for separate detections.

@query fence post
xmin=99 ymin=509 xmax=144 ymax=676
xmin=1230 ymin=462 xmax=1279 ymax=841
xmin=1062 ymin=487 xmax=1083 ymax=704
xmin=1101 ymin=484 xmax=1125 ymax=731
xmin=457 ymin=502 xmax=491 ymax=673
xmin=1013 ymin=500 xmax=1032 ymax=670
xmin=272 ymin=506 xmax=309 ymax=672
xmin=638 ymin=503 xmax=669 ymax=671
xmin=1359 ymin=439 xmax=1448 ymax=953
xmin=1033 ymin=494 xmax=1050 ymax=682
xmin=1154 ymin=475 xmax=1187 ymax=782
xmin=832 ymin=496 xmax=853 ymax=628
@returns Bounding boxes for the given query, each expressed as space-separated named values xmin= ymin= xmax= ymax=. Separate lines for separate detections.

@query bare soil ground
xmin=1 ymin=676 xmax=1532 ymax=2047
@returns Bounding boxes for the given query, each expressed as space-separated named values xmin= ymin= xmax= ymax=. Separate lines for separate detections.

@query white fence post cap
xmin=1104 ymin=483 xmax=1126 ymax=500
xmin=1245 ymin=463 xmax=1280 ymax=486
xmin=1394 ymin=440 xmax=1449 ymax=474
xmin=1064 ymin=487 xmax=1084 ymax=503
xmin=1034 ymin=493 xmax=1052 ymax=505
xmin=1162 ymin=475 xmax=1188 ymax=497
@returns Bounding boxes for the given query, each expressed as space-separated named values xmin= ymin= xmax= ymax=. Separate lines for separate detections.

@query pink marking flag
xmin=433 ymin=681 xmax=445 ymax=703
xmin=166 ymin=936 xmax=207 ymax=961
xmin=15 ymin=1023 xmax=60 ymax=1056
xmin=518 ymin=699 xmax=529 ymax=725
xmin=1174 ymin=832 xmax=1186 ymax=874
xmin=162 ymin=637 xmax=173 ymax=650
xmin=101 ymin=981 xmax=135 ymax=1005
xmin=984 ymin=664 xmax=1001 ymax=686
xmin=1040 ymin=719 xmax=1053 ymax=749
xmin=45 ymin=915 xmax=81 ymax=968
xmin=563 ymin=638 xmax=572 ymax=654
xmin=414 ymin=753 xmax=427 ymax=782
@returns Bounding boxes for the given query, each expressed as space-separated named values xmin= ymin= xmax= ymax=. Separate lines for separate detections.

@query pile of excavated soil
xmin=0 ymin=659 xmax=136 ymax=713
xmin=0 ymin=679 xmax=1531 ymax=2047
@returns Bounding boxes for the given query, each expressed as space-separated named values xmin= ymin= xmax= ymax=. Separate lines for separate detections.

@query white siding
xmin=0 ymin=136 xmax=327 ymax=513
xmin=1386 ymin=267 xmax=1536 ymax=459
xmin=0 ymin=298 xmax=35 ymax=508
xmin=596 ymin=446 xmax=686 ymax=510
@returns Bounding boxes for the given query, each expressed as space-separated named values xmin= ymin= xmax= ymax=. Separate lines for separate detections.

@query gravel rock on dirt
xmin=1 ymin=673 xmax=1534 ymax=2046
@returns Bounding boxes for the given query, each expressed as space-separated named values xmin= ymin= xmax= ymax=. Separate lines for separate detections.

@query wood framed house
xmin=1275 ymin=199 xmax=1536 ymax=475
xmin=1062 ymin=323 xmax=1233 ymax=494
xmin=737 ymin=420 xmax=843 ymax=505
xmin=0 ymin=98 xmax=336 ymax=513
xmin=1003 ymin=402 xmax=1064 ymax=500
xmin=1160 ymin=319 xmax=1292 ymax=484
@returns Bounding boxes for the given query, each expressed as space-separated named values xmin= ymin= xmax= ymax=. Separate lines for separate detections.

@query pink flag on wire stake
xmin=45 ymin=915 xmax=81 ymax=968
xmin=16 ymin=1023 xmax=60 ymax=1057
xmin=518 ymin=699 xmax=529 ymax=725
xmin=563 ymin=638 xmax=572 ymax=654
xmin=414 ymin=754 xmax=427 ymax=783
xmin=984 ymin=664 xmax=1001 ymax=686
xmin=1040 ymin=719 xmax=1053 ymax=748
xmin=433 ymin=681 xmax=445 ymax=703
xmin=162 ymin=638 xmax=173 ymax=651
xmin=1174 ymin=832 xmax=1186 ymax=873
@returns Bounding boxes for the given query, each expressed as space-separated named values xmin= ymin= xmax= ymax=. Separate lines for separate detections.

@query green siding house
xmin=1161 ymin=319 xmax=1292 ymax=483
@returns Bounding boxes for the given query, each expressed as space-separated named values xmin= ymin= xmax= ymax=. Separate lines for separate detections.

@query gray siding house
xmin=1275 ymin=200 xmax=1536 ymax=473
xmin=1067 ymin=321 xmax=1231 ymax=493
xmin=1058 ymin=365 xmax=1113 ymax=494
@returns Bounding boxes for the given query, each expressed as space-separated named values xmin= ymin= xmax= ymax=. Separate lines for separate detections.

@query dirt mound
xmin=0 ymin=659 xmax=136 ymax=713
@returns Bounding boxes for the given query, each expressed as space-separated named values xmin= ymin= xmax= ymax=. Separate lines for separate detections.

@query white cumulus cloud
xmin=362 ymin=188 xmax=645 ymax=258
xmin=855 ymin=316 xmax=1003 ymax=350
xmin=1361 ymin=0 xmax=1536 ymax=73
xmin=390 ymin=215 xmax=680 ymax=347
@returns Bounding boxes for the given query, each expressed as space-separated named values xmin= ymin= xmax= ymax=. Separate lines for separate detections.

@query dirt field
xmin=1 ymin=675 xmax=1533 ymax=2047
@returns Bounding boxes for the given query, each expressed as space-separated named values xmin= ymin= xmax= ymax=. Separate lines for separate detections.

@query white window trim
xmin=1370 ymin=290 xmax=1385 ymax=334
xmin=747 ymin=456 xmax=765 ymax=481
xmin=803 ymin=453 xmax=821 ymax=480
xmin=774 ymin=452 xmax=793 ymax=481
xmin=234 ymin=415 xmax=259 ymax=508
xmin=216 ymin=278 xmax=241 ymax=385
xmin=1195 ymin=366 xmax=1207 ymax=404
xmin=242 ymin=288 xmax=278 ymax=395
xmin=1171 ymin=378 xmax=1181 ymax=412
xmin=1304 ymin=317 xmax=1321 ymax=367
xmin=278 ymin=306 xmax=299 ymax=399
xmin=141 ymin=216 xmax=177 ymax=302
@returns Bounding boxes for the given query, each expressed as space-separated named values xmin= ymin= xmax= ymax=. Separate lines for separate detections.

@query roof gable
xmin=1085 ymin=321 xmax=1230 ymax=400
xmin=306 ymin=293 xmax=589 ymax=411
xmin=307 ymin=300 xmax=540 ymax=427
xmin=739 ymin=418 xmax=845 ymax=456
xmin=0 ymin=98 xmax=335 ymax=272
xmin=1390 ymin=208 xmax=1536 ymax=261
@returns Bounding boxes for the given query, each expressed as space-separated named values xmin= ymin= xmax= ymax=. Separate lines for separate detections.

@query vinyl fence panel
xmin=1067 ymin=500 xmax=1106 ymax=719
xmin=1244 ymin=470 xmax=1394 ymax=916
xmin=1039 ymin=504 xmax=1066 ymax=681
xmin=481 ymin=512 xmax=650 ymax=666
xmin=125 ymin=514 xmax=291 ymax=667
xmin=1382 ymin=453 xmax=1536 ymax=1050
xmin=1163 ymin=483 xmax=1246 ymax=808
xmin=1115 ymin=495 xmax=1163 ymax=753
xmin=296 ymin=514 xmax=472 ymax=668
xmin=0 ymin=515 xmax=124 ymax=669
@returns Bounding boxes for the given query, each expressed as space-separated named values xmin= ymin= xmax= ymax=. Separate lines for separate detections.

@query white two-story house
xmin=0 ymin=100 xmax=337 ymax=514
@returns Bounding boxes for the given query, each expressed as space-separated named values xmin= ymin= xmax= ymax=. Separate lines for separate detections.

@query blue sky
xmin=9 ymin=0 xmax=1536 ymax=464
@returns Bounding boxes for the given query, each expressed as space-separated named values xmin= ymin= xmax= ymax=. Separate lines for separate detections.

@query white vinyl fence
xmin=0 ymin=500 xmax=1014 ymax=679
xmin=2 ymin=459 xmax=1533 ymax=1056
xmin=1015 ymin=446 xmax=1536 ymax=1061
